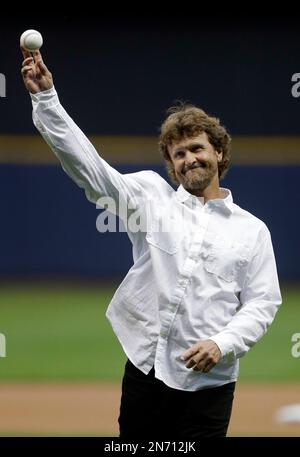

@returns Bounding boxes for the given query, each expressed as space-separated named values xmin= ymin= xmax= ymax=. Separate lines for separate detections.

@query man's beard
xmin=180 ymin=162 xmax=217 ymax=192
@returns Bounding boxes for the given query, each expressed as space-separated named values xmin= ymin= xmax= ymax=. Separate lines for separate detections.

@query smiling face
xmin=159 ymin=105 xmax=232 ymax=192
xmin=168 ymin=132 xmax=223 ymax=195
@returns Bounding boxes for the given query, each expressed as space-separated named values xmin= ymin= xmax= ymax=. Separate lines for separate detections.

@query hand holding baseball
xmin=21 ymin=47 xmax=53 ymax=94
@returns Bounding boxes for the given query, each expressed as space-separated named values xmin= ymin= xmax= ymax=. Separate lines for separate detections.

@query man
xmin=21 ymin=48 xmax=282 ymax=438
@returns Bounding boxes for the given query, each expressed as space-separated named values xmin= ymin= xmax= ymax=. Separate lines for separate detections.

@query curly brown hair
xmin=158 ymin=103 xmax=231 ymax=185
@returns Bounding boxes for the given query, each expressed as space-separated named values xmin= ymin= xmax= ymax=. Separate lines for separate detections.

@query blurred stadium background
xmin=0 ymin=13 xmax=299 ymax=436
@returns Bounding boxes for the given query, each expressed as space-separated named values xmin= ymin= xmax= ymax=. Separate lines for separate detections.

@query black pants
xmin=119 ymin=359 xmax=235 ymax=439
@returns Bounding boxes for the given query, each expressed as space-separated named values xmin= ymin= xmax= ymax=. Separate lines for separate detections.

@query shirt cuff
xmin=30 ymin=86 xmax=59 ymax=109
xmin=209 ymin=333 xmax=236 ymax=361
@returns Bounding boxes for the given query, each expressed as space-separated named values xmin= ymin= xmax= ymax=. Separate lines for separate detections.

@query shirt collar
xmin=175 ymin=184 xmax=234 ymax=215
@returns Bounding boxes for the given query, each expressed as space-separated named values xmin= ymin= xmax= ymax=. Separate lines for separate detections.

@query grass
xmin=239 ymin=285 xmax=300 ymax=382
xmin=0 ymin=282 xmax=299 ymax=382
xmin=0 ymin=282 xmax=126 ymax=381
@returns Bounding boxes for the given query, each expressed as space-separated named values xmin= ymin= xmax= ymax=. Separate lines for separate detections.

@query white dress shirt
xmin=30 ymin=87 xmax=282 ymax=391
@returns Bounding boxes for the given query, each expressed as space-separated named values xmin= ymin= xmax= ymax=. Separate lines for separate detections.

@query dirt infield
xmin=0 ymin=382 xmax=299 ymax=436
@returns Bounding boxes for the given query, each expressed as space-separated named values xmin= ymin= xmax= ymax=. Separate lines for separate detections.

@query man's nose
xmin=185 ymin=151 xmax=197 ymax=166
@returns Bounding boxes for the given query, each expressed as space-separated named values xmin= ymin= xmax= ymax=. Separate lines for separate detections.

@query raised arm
xmin=20 ymin=48 xmax=161 ymax=213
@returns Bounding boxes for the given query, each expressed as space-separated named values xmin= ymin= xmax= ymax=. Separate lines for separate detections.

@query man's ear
xmin=216 ymin=150 xmax=223 ymax=162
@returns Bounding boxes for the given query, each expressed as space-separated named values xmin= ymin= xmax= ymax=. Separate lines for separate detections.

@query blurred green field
xmin=0 ymin=282 xmax=299 ymax=382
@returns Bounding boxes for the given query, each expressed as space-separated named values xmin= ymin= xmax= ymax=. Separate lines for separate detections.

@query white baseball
xmin=20 ymin=29 xmax=43 ymax=51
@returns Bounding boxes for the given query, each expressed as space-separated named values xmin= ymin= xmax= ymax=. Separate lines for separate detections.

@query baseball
xmin=20 ymin=29 xmax=43 ymax=51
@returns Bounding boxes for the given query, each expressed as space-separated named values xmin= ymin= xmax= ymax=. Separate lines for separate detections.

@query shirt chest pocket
xmin=202 ymin=236 xmax=250 ymax=283
xmin=145 ymin=210 xmax=183 ymax=255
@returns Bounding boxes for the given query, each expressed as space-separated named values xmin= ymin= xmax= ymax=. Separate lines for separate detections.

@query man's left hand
xmin=181 ymin=340 xmax=222 ymax=373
